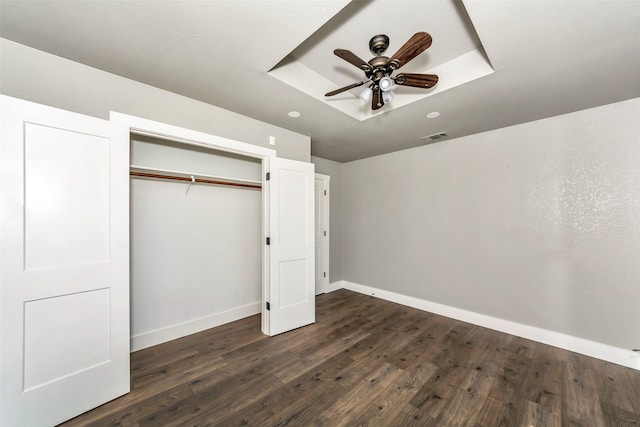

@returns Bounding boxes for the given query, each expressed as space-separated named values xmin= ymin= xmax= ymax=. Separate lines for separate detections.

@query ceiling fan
xmin=325 ymin=32 xmax=438 ymax=111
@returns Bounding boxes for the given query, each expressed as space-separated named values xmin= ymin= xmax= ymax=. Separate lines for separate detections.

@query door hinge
xmin=324 ymin=230 xmax=326 ymax=237
xmin=324 ymin=190 xmax=326 ymax=196
xmin=266 ymin=172 xmax=270 ymax=181
xmin=323 ymin=272 xmax=326 ymax=278
xmin=266 ymin=302 xmax=270 ymax=311
xmin=266 ymin=237 xmax=270 ymax=245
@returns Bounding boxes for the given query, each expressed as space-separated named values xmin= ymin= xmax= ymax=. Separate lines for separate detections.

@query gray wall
xmin=0 ymin=39 xmax=310 ymax=162
xmin=312 ymin=156 xmax=344 ymax=283
xmin=342 ymin=98 xmax=640 ymax=350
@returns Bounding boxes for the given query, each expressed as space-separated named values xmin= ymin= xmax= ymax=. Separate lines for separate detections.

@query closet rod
xmin=130 ymin=171 xmax=261 ymax=189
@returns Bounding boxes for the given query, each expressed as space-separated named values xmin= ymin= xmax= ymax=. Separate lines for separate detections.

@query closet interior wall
xmin=130 ymin=135 xmax=262 ymax=350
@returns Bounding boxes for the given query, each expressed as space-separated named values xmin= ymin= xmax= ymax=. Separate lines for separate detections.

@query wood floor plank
xmin=429 ymin=383 xmax=489 ymax=426
xmin=133 ymin=353 xmax=228 ymax=391
xmin=268 ymin=382 xmax=347 ymax=426
xmin=276 ymin=328 xmax=370 ymax=383
xmin=593 ymin=360 xmax=640 ymax=415
xmin=214 ymin=352 xmax=357 ymax=426
xmin=385 ymin=321 xmax=451 ymax=370
xmin=58 ymin=290 xmax=640 ymax=427
xmin=140 ymin=369 xmax=283 ymax=426
xmin=473 ymin=394 xmax=510 ymax=427
xmin=600 ymin=401 xmax=640 ymax=426
xmin=522 ymin=400 xmax=562 ymax=427
xmin=521 ymin=353 xmax=562 ymax=414
xmin=315 ymin=362 xmax=404 ymax=426
xmin=562 ymin=354 xmax=606 ymax=426
xmin=425 ymin=322 xmax=474 ymax=367
xmin=489 ymin=351 xmax=533 ymax=402
xmin=61 ymin=383 xmax=194 ymax=427
xmin=348 ymin=361 xmax=437 ymax=425
xmin=385 ymin=403 xmax=434 ymax=427
xmin=85 ymin=383 xmax=194 ymax=427
xmin=448 ymin=324 xmax=510 ymax=375
xmin=408 ymin=366 xmax=459 ymax=417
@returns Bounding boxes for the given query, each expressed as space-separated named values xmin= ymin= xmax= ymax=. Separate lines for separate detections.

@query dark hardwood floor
xmin=60 ymin=289 xmax=640 ymax=426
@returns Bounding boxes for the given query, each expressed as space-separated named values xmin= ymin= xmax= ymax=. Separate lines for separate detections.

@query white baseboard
xmin=130 ymin=301 xmax=261 ymax=352
xmin=325 ymin=280 xmax=347 ymax=293
xmin=336 ymin=280 xmax=639 ymax=371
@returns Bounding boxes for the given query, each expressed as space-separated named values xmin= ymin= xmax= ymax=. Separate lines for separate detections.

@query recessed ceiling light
xmin=288 ymin=111 xmax=301 ymax=118
xmin=426 ymin=112 xmax=440 ymax=119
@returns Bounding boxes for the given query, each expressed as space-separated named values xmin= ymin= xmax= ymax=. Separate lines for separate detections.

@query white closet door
xmin=0 ymin=96 xmax=129 ymax=426
xmin=267 ymin=157 xmax=315 ymax=335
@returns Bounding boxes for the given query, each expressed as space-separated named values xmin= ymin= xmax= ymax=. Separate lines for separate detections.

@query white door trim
xmin=110 ymin=112 xmax=279 ymax=335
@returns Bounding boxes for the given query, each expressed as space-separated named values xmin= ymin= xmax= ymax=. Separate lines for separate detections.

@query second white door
xmin=266 ymin=157 xmax=315 ymax=335
xmin=315 ymin=174 xmax=330 ymax=295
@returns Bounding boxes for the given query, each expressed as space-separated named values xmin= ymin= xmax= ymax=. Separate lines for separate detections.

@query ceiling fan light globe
xmin=359 ymin=87 xmax=373 ymax=102
xmin=379 ymin=76 xmax=394 ymax=92
xmin=382 ymin=91 xmax=394 ymax=104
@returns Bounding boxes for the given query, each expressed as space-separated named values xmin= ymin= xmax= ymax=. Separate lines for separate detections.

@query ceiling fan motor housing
xmin=367 ymin=56 xmax=391 ymax=84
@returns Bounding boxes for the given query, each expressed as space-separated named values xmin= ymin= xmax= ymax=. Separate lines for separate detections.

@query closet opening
xmin=129 ymin=134 xmax=265 ymax=351
xmin=112 ymin=110 xmax=316 ymax=351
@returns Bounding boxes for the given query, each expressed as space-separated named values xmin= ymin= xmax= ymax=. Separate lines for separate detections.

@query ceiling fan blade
xmin=372 ymin=87 xmax=384 ymax=110
xmin=325 ymin=81 xmax=366 ymax=97
xmin=334 ymin=49 xmax=373 ymax=72
xmin=387 ymin=32 xmax=433 ymax=70
xmin=394 ymin=73 xmax=439 ymax=88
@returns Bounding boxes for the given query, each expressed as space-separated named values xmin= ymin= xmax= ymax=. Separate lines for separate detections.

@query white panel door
xmin=0 ymin=96 xmax=129 ymax=426
xmin=314 ymin=174 xmax=330 ymax=295
xmin=267 ymin=157 xmax=315 ymax=336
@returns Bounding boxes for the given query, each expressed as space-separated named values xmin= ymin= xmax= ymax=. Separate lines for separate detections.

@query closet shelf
xmin=130 ymin=165 xmax=262 ymax=189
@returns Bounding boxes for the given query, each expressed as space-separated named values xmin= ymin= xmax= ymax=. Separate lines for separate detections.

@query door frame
xmin=315 ymin=173 xmax=330 ymax=294
xmin=110 ymin=112 xmax=276 ymax=335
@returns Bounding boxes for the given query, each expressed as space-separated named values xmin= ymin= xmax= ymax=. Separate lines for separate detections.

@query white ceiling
xmin=1 ymin=0 xmax=639 ymax=162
